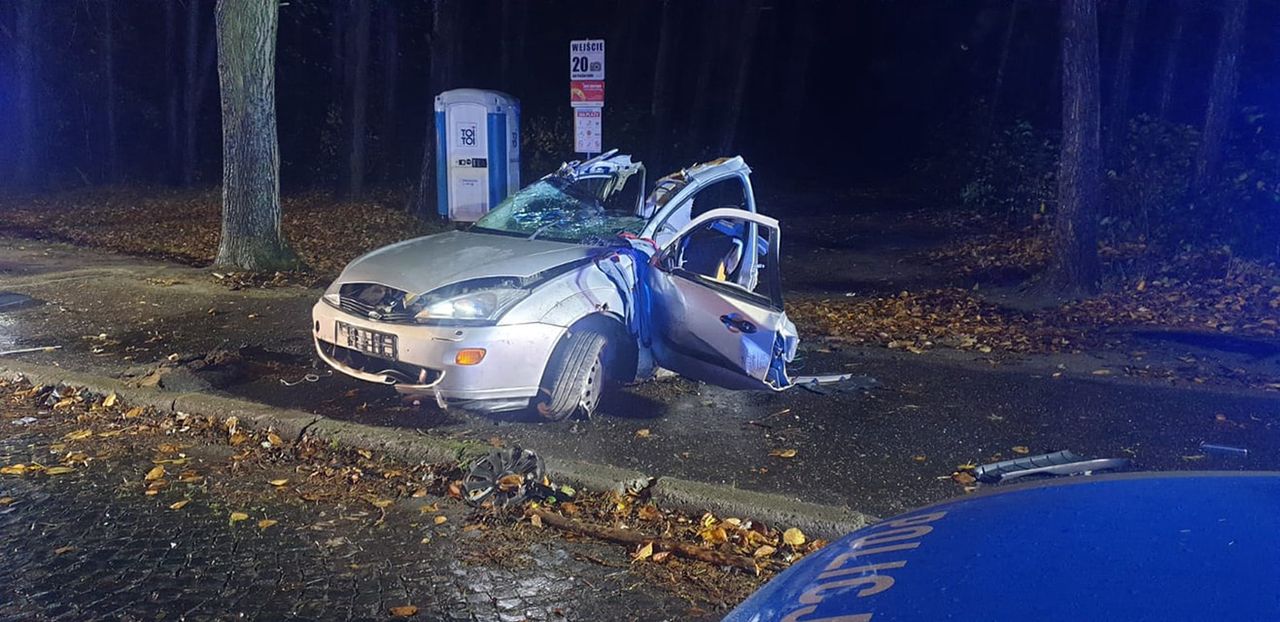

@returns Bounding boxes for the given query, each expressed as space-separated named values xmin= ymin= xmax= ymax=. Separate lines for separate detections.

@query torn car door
xmin=647 ymin=208 xmax=795 ymax=391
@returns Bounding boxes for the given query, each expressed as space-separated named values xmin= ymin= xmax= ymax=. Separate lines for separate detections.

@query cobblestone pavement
xmin=0 ymin=421 xmax=726 ymax=621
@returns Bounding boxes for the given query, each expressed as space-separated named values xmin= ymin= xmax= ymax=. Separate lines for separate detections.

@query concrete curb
xmin=0 ymin=359 xmax=878 ymax=539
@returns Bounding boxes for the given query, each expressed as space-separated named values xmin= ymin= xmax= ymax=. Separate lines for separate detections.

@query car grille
xmin=338 ymin=283 xmax=417 ymax=323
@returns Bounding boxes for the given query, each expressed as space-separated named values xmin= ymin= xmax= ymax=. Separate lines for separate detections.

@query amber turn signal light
xmin=454 ymin=348 xmax=486 ymax=366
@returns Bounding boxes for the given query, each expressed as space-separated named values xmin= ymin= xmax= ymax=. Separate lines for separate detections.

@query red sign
xmin=570 ymin=80 xmax=605 ymax=106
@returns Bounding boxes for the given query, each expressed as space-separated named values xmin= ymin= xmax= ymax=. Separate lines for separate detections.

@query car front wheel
xmin=530 ymin=328 xmax=608 ymax=421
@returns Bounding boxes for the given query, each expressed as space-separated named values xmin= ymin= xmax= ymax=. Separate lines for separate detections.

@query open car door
xmin=646 ymin=208 xmax=795 ymax=391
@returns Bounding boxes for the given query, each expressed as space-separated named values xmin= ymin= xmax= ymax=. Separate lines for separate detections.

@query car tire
xmin=530 ymin=329 xmax=609 ymax=422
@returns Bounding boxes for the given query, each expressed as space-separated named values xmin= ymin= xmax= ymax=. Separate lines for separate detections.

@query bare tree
xmin=1156 ymin=0 xmax=1189 ymax=119
xmin=183 ymin=0 xmax=217 ymax=185
xmin=785 ymin=1 xmax=819 ymax=122
xmin=348 ymin=0 xmax=370 ymax=197
xmin=499 ymin=0 xmax=527 ymax=93
xmin=165 ymin=0 xmax=180 ymax=180
xmin=1194 ymin=0 xmax=1248 ymax=191
xmin=649 ymin=0 xmax=677 ymax=165
xmin=987 ymin=0 xmax=1019 ymax=136
xmin=719 ymin=0 xmax=763 ymax=154
xmin=1105 ymin=0 xmax=1144 ymax=162
xmin=12 ymin=1 xmax=38 ymax=187
xmin=213 ymin=0 xmax=298 ymax=271
xmin=103 ymin=0 xmax=119 ymax=183
xmin=408 ymin=0 xmax=462 ymax=217
xmin=1053 ymin=0 xmax=1102 ymax=294
xmin=380 ymin=1 xmax=399 ymax=177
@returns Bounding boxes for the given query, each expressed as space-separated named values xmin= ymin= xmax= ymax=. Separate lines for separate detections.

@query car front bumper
xmin=311 ymin=301 xmax=566 ymax=411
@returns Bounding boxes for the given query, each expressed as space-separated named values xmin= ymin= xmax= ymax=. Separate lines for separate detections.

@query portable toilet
xmin=434 ymin=89 xmax=521 ymax=222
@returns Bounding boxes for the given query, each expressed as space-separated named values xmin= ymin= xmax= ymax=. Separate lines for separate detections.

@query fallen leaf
xmin=530 ymin=513 xmax=543 ymax=528
xmin=433 ymin=515 xmax=448 ymax=525
xmin=635 ymin=428 xmax=651 ymax=438
xmin=497 ymin=473 xmax=524 ymax=492
xmin=229 ymin=511 xmax=249 ymax=523
xmin=64 ymin=429 xmax=93 ymax=441
xmin=267 ymin=432 xmax=284 ymax=446
xmin=371 ymin=499 xmax=394 ymax=509
xmin=637 ymin=504 xmax=661 ymax=521
xmin=0 ymin=464 xmax=27 ymax=476
xmin=1012 ymin=446 xmax=1030 ymax=455
xmin=952 ymin=472 xmax=976 ymax=485
xmin=783 ymin=527 xmax=806 ymax=547
xmin=1091 ymin=369 xmax=1112 ymax=376
xmin=102 ymin=392 xmax=118 ymax=408
xmin=418 ymin=503 xmax=440 ymax=514
xmin=633 ymin=541 xmax=654 ymax=562
xmin=389 ymin=605 xmax=418 ymax=618
xmin=769 ymin=448 xmax=798 ymax=459
xmin=54 ymin=546 xmax=75 ymax=556
xmin=123 ymin=406 xmax=144 ymax=419
xmin=258 ymin=519 xmax=278 ymax=530
xmin=652 ymin=550 xmax=671 ymax=563
xmin=754 ymin=545 xmax=776 ymax=558
xmin=169 ymin=499 xmax=190 ymax=510
xmin=44 ymin=466 xmax=76 ymax=475
xmin=912 ymin=455 xmax=927 ymax=463
xmin=268 ymin=479 xmax=289 ymax=487
xmin=0 ymin=497 xmax=13 ymax=506
xmin=145 ymin=465 xmax=166 ymax=481
xmin=356 ymin=448 xmax=373 ymax=460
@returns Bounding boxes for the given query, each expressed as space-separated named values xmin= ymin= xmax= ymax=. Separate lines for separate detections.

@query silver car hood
xmin=335 ymin=230 xmax=593 ymax=294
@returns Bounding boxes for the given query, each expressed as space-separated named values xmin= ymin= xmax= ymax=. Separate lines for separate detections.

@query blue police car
xmin=725 ymin=472 xmax=1280 ymax=621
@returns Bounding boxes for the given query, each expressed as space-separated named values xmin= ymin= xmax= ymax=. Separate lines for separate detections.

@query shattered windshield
xmin=471 ymin=177 xmax=647 ymax=243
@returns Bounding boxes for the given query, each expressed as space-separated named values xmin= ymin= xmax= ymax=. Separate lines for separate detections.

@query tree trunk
xmin=688 ymin=2 xmax=727 ymax=151
xmin=1156 ymin=0 xmax=1189 ymax=119
xmin=649 ymin=0 xmax=677 ymax=166
xmin=213 ymin=0 xmax=298 ymax=272
xmin=348 ymin=0 xmax=370 ymax=197
xmin=785 ymin=0 xmax=819 ymax=122
xmin=1053 ymin=0 xmax=1102 ymax=295
xmin=718 ymin=0 xmax=763 ymax=154
xmin=330 ymin=0 xmax=346 ymax=92
xmin=1105 ymin=0 xmax=1144 ymax=162
xmin=14 ymin=1 xmax=38 ymax=187
xmin=183 ymin=0 xmax=202 ymax=185
xmin=103 ymin=0 xmax=119 ymax=183
xmin=1194 ymin=0 xmax=1248 ymax=191
xmin=987 ymin=0 xmax=1019 ymax=136
xmin=499 ymin=0 xmax=527 ymax=93
xmin=380 ymin=1 xmax=399 ymax=179
xmin=408 ymin=0 xmax=461 ymax=217
xmin=165 ymin=0 xmax=180 ymax=181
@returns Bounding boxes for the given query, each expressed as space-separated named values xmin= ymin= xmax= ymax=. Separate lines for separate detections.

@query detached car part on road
xmin=314 ymin=151 xmax=820 ymax=420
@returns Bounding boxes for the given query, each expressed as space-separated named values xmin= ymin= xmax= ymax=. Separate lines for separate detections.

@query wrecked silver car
xmin=313 ymin=151 xmax=804 ymax=419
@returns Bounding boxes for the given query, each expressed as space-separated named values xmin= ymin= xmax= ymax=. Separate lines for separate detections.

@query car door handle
xmin=720 ymin=314 xmax=757 ymax=334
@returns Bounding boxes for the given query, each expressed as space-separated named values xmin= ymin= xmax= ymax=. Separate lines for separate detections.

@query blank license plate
xmin=336 ymin=321 xmax=397 ymax=360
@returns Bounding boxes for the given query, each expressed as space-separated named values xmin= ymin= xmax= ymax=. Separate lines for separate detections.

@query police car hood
xmin=726 ymin=472 xmax=1280 ymax=622
xmin=334 ymin=230 xmax=593 ymax=295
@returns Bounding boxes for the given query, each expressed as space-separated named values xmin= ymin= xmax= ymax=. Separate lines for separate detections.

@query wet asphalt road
xmin=227 ymin=345 xmax=1280 ymax=518
xmin=1 ymin=221 xmax=1279 ymax=519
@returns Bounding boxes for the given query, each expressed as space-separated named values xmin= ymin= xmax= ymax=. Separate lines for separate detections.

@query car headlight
xmin=411 ymin=278 xmax=530 ymax=324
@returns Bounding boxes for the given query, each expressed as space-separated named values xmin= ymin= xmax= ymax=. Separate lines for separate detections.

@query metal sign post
xmin=569 ymin=39 xmax=605 ymax=157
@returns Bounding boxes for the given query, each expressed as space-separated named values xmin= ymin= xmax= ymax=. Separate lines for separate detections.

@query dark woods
xmin=1 ymin=1 xmax=1279 ymax=276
